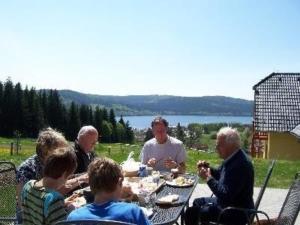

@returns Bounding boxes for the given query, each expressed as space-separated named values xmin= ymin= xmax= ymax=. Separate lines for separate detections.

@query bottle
xmin=139 ymin=164 xmax=147 ymax=177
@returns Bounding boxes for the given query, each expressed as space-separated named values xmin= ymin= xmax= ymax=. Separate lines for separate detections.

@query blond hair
xmin=36 ymin=127 xmax=68 ymax=161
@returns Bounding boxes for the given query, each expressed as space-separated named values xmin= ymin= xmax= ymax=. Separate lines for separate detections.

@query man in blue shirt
xmin=67 ymin=158 xmax=151 ymax=225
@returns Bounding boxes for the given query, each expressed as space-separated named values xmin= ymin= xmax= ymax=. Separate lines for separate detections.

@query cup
xmin=146 ymin=166 xmax=153 ymax=176
xmin=152 ymin=171 xmax=160 ymax=184
xmin=171 ymin=168 xmax=179 ymax=178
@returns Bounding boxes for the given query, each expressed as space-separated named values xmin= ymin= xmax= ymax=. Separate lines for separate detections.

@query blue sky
xmin=0 ymin=0 xmax=299 ymax=100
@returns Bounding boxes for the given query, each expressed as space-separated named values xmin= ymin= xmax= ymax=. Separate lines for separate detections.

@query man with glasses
xmin=184 ymin=127 xmax=254 ymax=225
xmin=74 ymin=125 xmax=99 ymax=174
xmin=140 ymin=116 xmax=186 ymax=173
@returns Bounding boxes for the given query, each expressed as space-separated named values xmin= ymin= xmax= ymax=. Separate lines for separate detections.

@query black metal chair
xmin=0 ymin=161 xmax=18 ymax=224
xmin=249 ymin=171 xmax=300 ymax=225
xmin=207 ymin=159 xmax=276 ymax=225
xmin=55 ymin=219 xmax=136 ymax=225
xmin=271 ymin=172 xmax=300 ymax=225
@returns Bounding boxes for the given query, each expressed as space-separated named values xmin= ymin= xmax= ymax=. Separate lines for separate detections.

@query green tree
xmin=66 ymin=102 xmax=81 ymax=140
xmin=23 ymin=88 xmax=45 ymax=137
xmin=125 ymin=121 xmax=134 ymax=143
xmin=176 ymin=123 xmax=185 ymax=143
xmin=1 ymin=78 xmax=16 ymax=136
xmin=116 ymin=122 xmax=126 ymax=143
xmin=79 ymin=104 xmax=89 ymax=126
xmin=119 ymin=115 xmax=125 ymax=127
xmin=101 ymin=120 xmax=112 ymax=143
xmin=94 ymin=106 xmax=103 ymax=134
xmin=14 ymin=83 xmax=25 ymax=133
xmin=144 ymin=128 xmax=153 ymax=142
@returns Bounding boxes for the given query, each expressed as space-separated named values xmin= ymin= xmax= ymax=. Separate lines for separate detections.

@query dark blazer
xmin=208 ymin=149 xmax=254 ymax=210
xmin=73 ymin=140 xmax=96 ymax=174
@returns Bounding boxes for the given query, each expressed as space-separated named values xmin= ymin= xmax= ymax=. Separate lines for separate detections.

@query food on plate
xmin=173 ymin=176 xmax=194 ymax=186
xmin=65 ymin=194 xmax=87 ymax=208
xmin=157 ymin=194 xmax=179 ymax=203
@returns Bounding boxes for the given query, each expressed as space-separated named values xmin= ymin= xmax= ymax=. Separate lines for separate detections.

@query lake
xmin=119 ymin=115 xmax=252 ymax=129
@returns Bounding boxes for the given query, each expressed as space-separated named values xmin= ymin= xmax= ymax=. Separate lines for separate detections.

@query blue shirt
xmin=67 ymin=200 xmax=151 ymax=225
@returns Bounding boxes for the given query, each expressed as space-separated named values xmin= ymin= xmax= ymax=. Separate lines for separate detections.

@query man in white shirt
xmin=140 ymin=116 xmax=186 ymax=173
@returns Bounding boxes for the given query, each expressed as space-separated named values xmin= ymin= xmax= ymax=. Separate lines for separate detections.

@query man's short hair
xmin=88 ymin=158 xmax=123 ymax=194
xmin=77 ymin=125 xmax=98 ymax=141
xmin=151 ymin=116 xmax=169 ymax=128
xmin=36 ymin=127 xmax=68 ymax=161
xmin=43 ymin=147 xmax=77 ymax=179
xmin=217 ymin=127 xmax=241 ymax=148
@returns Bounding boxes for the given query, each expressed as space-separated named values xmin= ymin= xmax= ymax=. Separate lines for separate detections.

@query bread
xmin=157 ymin=194 xmax=179 ymax=203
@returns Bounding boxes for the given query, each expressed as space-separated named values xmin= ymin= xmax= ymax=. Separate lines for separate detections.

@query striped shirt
xmin=22 ymin=180 xmax=67 ymax=225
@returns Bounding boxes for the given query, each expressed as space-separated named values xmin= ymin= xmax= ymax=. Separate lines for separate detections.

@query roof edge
xmin=252 ymin=72 xmax=300 ymax=90
xmin=253 ymin=72 xmax=276 ymax=90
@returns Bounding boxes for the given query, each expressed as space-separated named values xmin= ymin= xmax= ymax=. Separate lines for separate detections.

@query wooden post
xmin=108 ymin=146 xmax=111 ymax=156
xmin=10 ymin=142 xmax=14 ymax=155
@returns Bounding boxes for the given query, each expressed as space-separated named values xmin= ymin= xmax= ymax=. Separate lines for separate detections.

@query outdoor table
xmin=150 ymin=174 xmax=199 ymax=225
xmin=76 ymin=174 xmax=199 ymax=225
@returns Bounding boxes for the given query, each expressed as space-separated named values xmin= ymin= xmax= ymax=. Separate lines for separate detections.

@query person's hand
xmin=121 ymin=185 xmax=134 ymax=200
xmin=164 ymin=157 xmax=177 ymax=169
xmin=64 ymin=199 xmax=76 ymax=211
xmin=147 ymin=158 xmax=157 ymax=167
xmin=77 ymin=173 xmax=89 ymax=184
xmin=197 ymin=160 xmax=210 ymax=169
xmin=198 ymin=167 xmax=211 ymax=181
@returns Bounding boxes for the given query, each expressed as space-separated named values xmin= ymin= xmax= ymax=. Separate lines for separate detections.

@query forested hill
xmin=58 ymin=90 xmax=253 ymax=116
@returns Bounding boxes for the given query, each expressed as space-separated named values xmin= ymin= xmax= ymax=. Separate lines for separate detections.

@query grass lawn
xmin=1 ymin=138 xmax=299 ymax=188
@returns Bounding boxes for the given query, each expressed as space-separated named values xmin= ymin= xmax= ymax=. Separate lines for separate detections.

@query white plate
xmin=165 ymin=179 xmax=194 ymax=187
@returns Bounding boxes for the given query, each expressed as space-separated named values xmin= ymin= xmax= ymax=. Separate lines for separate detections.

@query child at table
xmin=21 ymin=147 xmax=77 ymax=225
xmin=67 ymin=157 xmax=151 ymax=225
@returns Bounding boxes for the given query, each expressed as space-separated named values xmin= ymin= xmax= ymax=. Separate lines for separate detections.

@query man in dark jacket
xmin=74 ymin=125 xmax=99 ymax=174
xmin=185 ymin=127 xmax=254 ymax=225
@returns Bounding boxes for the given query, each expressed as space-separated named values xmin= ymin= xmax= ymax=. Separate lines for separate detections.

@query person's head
xmin=43 ymin=146 xmax=77 ymax=181
xmin=88 ymin=157 xmax=123 ymax=198
xmin=151 ymin=116 xmax=168 ymax=144
xmin=216 ymin=127 xmax=241 ymax=159
xmin=36 ymin=127 xmax=69 ymax=163
xmin=77 ymin=125 xmax=99 ymax=153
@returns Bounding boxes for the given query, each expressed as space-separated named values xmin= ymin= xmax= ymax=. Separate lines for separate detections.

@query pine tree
xmin=14 ymin=83 xmax=25 ymax=134
xmin=125 ymin=121 xmax=134 ymax=143
xmin=109 ymin=109 xmax=117 ymax=142
xmin=94 ymin=106 xmax=103 ymax=134
xmin=79 ymin=104 xmax=89 ymax=126
xmin=119 ymin=115 xmax=126 ymax=127
xmin=0 ymin=81 xmax=3 ymax=135
xmin=144 ymin=128 xmax=153 ymax=142
xmin=116 ymin=122 xmax=126 ymax=143
xmin=66 ymin=101 xmax=81 ymax=140
xmin=2 ymin=78 xmax=16 ymax=136
xmin=176 ymin=123 xmax=185 ymax=143
xmin=101 ymin=120 xmax=112 ymax=143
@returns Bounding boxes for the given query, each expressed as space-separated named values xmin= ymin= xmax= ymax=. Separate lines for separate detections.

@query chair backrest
xmin=254 ymin=159 xmax=276 ymax=211
xmin=0 ymin=161 xmax=17 ymax=223
xmin=55 ymin=219 xmax=136 ymax=225
xmin=274 ymin=172 xmax=300 ymax=225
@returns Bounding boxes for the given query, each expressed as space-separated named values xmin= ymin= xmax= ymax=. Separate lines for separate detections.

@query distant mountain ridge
xmin=57 ymin=90 xmax=253 ymax=116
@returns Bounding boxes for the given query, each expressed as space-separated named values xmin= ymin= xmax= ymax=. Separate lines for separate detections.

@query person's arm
xmin=178 ymin=162 xmax=186 ymax=173
xmin=58 ymin=173 xmax=88 ymax=195
xmin=207 ymin=163 xmax=252 ymax=204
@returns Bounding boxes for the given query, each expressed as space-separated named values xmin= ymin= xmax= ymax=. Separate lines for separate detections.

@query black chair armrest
xmin=214 ymin=207 xmax=271 ymax=225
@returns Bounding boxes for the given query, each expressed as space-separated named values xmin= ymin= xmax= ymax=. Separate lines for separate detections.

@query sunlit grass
xmin=0 ymin=138 xmax=299 ymax=188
